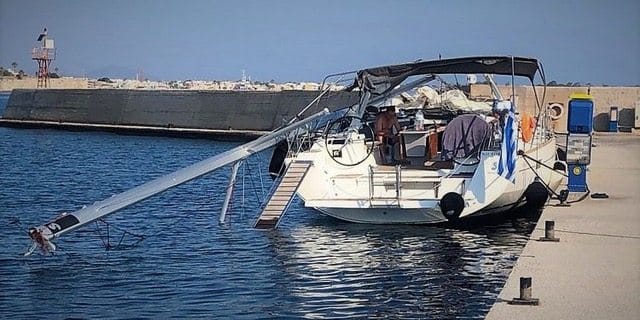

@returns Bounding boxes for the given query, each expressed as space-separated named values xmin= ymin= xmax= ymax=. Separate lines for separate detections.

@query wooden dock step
xmin=254 ymin=161 xmax=312 ymax=230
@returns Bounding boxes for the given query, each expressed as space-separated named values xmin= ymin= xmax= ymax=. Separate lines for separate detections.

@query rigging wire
xmin=84 ymin=175 xmax=232 ymax=252
xmin=529 ymin=61 xmax=548 ymax=146
xmin=93 ymin=219 xmax=145 ymax=250
xmin=241 ymin=159 xmax=246 ymax=219
xmin=256 ymin=153 xmax=266 ymax=200
xmin=6 ymin=215 xmax=140 ymax=258
xmin=244 ymin=157 xmax=268 ymax=211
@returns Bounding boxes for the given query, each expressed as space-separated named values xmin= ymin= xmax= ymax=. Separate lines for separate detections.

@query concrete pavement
xmin=486 ymin=133 xmax=640 ymax=320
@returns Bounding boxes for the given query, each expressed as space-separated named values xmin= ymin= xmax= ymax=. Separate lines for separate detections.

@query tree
xmin=11 ymin=62 xmax=17 ymax=71
xmin=0 ymin=67 xmax=12 ymax=77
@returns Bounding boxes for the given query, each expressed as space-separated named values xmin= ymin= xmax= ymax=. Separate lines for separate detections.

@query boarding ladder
xmin=369 ymin=165 xmax=402 ymax=204
xmin=254 ymin=161 xmax=312 ymax=229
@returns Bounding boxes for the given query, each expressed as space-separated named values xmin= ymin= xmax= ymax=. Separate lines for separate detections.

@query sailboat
xmin=262 ymin=56 xmax=566 ymax=225
xmin=26 ymin=56 xmax=565 ymax=255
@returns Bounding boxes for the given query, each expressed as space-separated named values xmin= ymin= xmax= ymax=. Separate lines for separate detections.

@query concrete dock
xmin=486 ymin=133 xmax=640 ymax=319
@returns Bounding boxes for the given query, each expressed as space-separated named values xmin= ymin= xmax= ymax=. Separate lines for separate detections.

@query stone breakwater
xmin=1 ymin=89 xmax=359 ymax=135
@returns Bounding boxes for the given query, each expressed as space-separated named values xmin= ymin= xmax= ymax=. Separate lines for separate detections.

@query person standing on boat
xmin=375 ymin=106 xmax=402 ymax=163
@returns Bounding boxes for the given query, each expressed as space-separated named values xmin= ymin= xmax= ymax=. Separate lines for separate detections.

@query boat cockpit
xmin=318 ymin=75 xmax=512 ymax=173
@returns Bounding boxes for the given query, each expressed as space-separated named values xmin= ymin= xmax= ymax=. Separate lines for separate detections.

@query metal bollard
xmin=508 ymin=277 xmax=539 ymax=305
xmin=538 ymin=220 xmax=560 ymax=242
xmin=520 ymin=277 xmax=532 ymax=300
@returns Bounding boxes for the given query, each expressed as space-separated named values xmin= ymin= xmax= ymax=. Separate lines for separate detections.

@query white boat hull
xmin=292 ymin=133 xmax=564 ymax=224
xmin=315 ymin=206 xmax=446 ymax=224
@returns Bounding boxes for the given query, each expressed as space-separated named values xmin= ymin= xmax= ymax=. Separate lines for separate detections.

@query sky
xmin=0 ymin=0 xmax=638 ymax=85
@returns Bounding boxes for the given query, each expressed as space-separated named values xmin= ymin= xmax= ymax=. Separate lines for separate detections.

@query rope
xmin=520 ymin=151 xmax=568 ymax=177
xmin=521 ymin=154 xmax=562 ymax=199
xmin=521 ymin=153 xmax=590 ymax=204
xmin=535 ymin=227 xmax=640 ymax=240
xmin=565 ymin=184 xmax=591 ymax=204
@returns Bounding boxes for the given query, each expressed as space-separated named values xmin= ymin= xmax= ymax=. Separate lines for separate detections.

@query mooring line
xmin=534 ymin=227 xmax=640 ymax=240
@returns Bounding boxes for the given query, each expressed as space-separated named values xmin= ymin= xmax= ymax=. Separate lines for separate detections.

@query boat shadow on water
xmin=300 ymin=204 xmax=543 ymax=239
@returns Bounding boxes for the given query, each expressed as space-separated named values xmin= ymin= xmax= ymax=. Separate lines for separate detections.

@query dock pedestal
xmin=508 ymin=277 xmax=540 ymax=306
xmin=538 ymin=220 xmax=560 ymax=242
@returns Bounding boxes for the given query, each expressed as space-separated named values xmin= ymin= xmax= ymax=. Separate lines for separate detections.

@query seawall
xmin=0 ymin=77 xmax=89 ymax=92
xmin=1 ymin=89 xmax=359 ymax=136
xmin=470 ymin=85 xmax=640 ymax=132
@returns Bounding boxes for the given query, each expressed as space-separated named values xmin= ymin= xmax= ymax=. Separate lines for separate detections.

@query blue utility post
xmin=609 ymin=106 xmax=619 ymax=132
xmin=566 ymin=94 xmax=594 ymax=192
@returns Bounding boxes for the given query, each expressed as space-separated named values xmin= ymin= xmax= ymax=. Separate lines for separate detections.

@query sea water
xmin=0 ymin=93 xmax=538 ymax=319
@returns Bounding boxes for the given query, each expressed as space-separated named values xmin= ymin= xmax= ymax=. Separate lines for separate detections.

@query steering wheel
xmin=323 ymin=116 xmax=375 ymax=167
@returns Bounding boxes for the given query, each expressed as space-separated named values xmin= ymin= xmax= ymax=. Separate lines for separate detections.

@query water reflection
xmin=262 ymin=205 xmax=540 ymax=318
xmin=0 ymin=122 xmax=540 ymax=319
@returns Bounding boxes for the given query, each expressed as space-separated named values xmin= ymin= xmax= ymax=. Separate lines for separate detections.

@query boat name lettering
xmin=483 ymin=151 xmax=501 ymax=157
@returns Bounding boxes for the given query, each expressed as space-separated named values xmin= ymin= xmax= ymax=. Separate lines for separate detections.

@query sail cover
xmin=441 ymin=114 xmax=491 ymax=161
xmin=351 ymin=56 xmax=540 ymax=96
